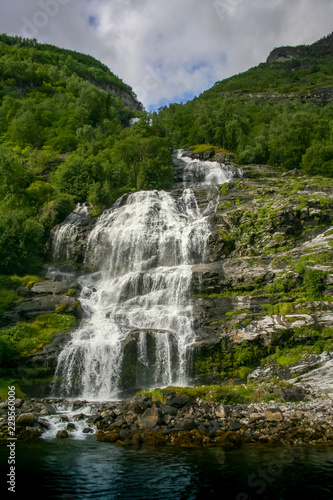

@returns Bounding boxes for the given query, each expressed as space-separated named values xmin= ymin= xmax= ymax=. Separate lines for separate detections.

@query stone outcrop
xmin=50 ymin=203 xmax=95 ymax=263
xmin=266 ymin=33 xmax=333 ymax=63
xmin=0 ymin=277 xmax=81 ymax=328
xmin=188 ymin=165 xmax=333 ymax=389
xmin=266 ymin=46 xmax=303 ymax=63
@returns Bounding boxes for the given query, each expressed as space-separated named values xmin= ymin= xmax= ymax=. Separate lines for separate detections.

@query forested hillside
xmin=153 ymin=33 xmax=333 ymax=175
xmin=1 ymin=33 xmax=333 ymax=276
xmin=0 ymin=35 xmax=174 ymax=275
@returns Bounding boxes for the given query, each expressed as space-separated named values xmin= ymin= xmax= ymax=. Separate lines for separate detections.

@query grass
xmin=0 ymin=313 xmax=76 ymax=356
xmin=0 ymin=289 xmax=19 ymax=314
xmin=0 ymin=378 xmax=26 ymax=399
xmin=262 ymin=302 xmax=295 ymax=315
xmin=190 ymin=144 xmax=233 ymax=156
xmin=0 ymin=274 xmax=49 ymax=314
xmin=138 ymin=381 xmax=295 ymax=405
xmin=225 ymin=310 xmax=251 ymax=316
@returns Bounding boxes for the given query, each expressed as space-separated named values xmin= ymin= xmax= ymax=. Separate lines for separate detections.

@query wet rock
xmin=17 ymin=413 xmax=35 ymax=426
xmin=174 ymin=419 xmax=195 ymax=431
xmin=137 ymin=407 xmax=164 ymax=429
xmin=113 ymin=415 xmax=126 ymax=427
xmin=83 ymin=427 xmax=94 ymax=434
xmin=39 ymin=402 xmax=57 ymax=415
xmin=30 ymin=281 xmax=77 ymax=295
xmin=73 ymin=413 xmax=87 ymax=421
xmin=56 ymin=430 xmax=69 ymax=439
xmin=121 ymin=395 xmax=152 ymax=414
xmin=18 ymin=428 xmax=42 ymax=441
xmin=159 ymin=406 xmax=178 ymax=416
xmin=37 ymin=418 xmax=51 ymax=429
xmin=215 ymin=404 xmax=228 ymax=419
xmin=229 ymin=422 xmax=242 ymax=430
xmin=168 ymin=396 xmax=190 ymax=408
xmin=249 ymin=413 xmax=266 ymax=423
xmin=248 ymin=365 xmax=291 ymax=382
xmin=86 ymin=414 xmax=102 ymax=425
xmin=119 ymin=429 xmax=128 ymax=441
xmin=208 ymin=422 xmax=220 ymax=434
xmin=274 ymin=386 xmax=306 ymax=402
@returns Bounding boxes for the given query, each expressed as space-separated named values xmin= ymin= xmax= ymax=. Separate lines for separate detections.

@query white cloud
xmin=1 ymin=0 xmax=333 ymax=110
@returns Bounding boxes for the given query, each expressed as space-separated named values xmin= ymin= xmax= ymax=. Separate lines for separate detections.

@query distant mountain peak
xmin=267 ymin=32 xmax=333 ymax=63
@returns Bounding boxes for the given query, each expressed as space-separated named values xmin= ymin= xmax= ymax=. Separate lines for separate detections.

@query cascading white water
xmin=52 ymin=203 xmax=91 ymax=261
xmin=177 ymin=150 xmax=235 ymax=187
xmin=53 ymin=188 xmax=210 ymax=400
xmin=52 ymin=151 xmax=238 ymax=400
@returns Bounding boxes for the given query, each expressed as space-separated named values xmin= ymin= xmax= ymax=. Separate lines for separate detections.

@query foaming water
xmin=41 ymin=403 xmax=97 ymax=440
xmin=53 ymin=189 xmax=210 ymax=400
xmin=177 ymin=149 xmax=238 ymax=187
xmin=52 ymin=203 xmax=91 ymax=261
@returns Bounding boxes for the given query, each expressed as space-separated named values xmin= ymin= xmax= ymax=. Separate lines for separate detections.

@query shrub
xmin=303 ymin=268 xmax=325 ymax=300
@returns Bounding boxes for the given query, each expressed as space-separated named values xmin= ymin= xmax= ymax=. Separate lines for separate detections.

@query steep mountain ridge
xmin=267 ymin=32 xmax=333 ymax=63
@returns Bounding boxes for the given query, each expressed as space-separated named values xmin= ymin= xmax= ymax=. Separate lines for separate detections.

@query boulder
xmin=215 ymin=404 xmax=228 ymax=419
xmin=265 ymin=410 xmax=283 ymax=422
xmin=168 ymin=396 xmax=190 ymax=409
xmin=137 ymin=407 xmax=164 ymax=429
xmin=56 ymin=430 xmax=69 ymax=439
xmin=174 ymin=419 xmax=195 ymax=431
xmin=17 ymin=413 xmax=35 ymax=426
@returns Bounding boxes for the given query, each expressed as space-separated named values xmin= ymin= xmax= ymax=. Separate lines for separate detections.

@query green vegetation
xmin=303 ymin=268 xmax=326 ymax=300
xmin=0 ymin=378 xmax=25 ymax=399
xmin=0 ymin=313 xmax=76 ymax=360
xmin=193 ymin=325 xmax=333 ymax=383
xmin=225 ymin=309 xmax=251 ymax=316
xmin=0 ymin=35 xmax=174 ymax=275
xmin=190 ymin=144 xmax=232 ymax=156
xmin=0 ymin=273 xmax=47 ymax=314
xmin=139 ymin=380 xmax=295 ymax=405
xmin=0 ymin=289 xmax=18 ymax=314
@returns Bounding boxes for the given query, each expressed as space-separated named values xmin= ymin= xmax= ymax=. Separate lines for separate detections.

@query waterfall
xmin=177 ymin=150 xmax=237 ymax=187
xmin=52 ymin=151 xmax=237 ymax=400
xmin=51 ymin=203 xmax=92 ymax=262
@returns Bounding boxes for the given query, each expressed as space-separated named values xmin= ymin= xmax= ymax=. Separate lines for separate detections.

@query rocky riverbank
xmin=1 ymin=390 xmax=333 ymax=448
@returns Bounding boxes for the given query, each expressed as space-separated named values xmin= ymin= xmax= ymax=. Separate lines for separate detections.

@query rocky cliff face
xmin=189 ymin=165 xmax=333 ymax=390
xmin=267 ymin=32 xmax=333 ymax=63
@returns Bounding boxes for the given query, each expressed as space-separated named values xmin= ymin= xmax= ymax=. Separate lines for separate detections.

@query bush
xmin=0 ymin=289 xmax=18 ymax=314
xmin=0 ymin=313 xmax=76 ymax=356
xmin=301 ymin=143 xmax=333 ymax=176
xmin=303 ymin=268 xmax=325 ymax=300
xmin=0 ymin=211 xmax=44 ymax=275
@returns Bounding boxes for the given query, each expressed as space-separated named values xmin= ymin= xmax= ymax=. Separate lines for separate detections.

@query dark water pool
xmin=1 ymin=438 xmax=333 ymax=499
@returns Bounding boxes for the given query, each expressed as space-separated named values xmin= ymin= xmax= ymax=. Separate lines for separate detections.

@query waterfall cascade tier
xmin=52 ymin=151 xmax=239 ymax=400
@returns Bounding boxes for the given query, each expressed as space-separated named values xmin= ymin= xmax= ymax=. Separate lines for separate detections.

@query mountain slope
xmin=0 ymin=35 xmax=173 ymax=276
xmin=0 ymin=33 xmax=141 ymax=110
xmin=154 ymin=33 xmax=333 ymax=174
xmin=204 ymin=32 xmax=333 ymax=98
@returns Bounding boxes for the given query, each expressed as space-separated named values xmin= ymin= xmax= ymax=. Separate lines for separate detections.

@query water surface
xmin=1 ymin=439 xmax=333 ymax=499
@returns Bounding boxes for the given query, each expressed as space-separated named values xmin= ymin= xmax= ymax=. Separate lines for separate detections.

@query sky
xmin=0 ymin=0 xmax=332 ymax=111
